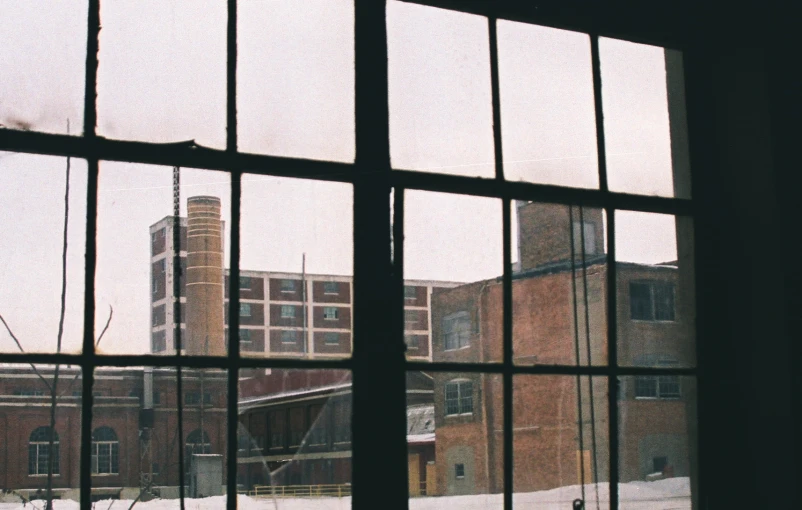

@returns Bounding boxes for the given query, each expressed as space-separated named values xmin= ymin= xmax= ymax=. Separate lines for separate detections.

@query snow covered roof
xmin=407 ymin=404 xmax=435 ymax=436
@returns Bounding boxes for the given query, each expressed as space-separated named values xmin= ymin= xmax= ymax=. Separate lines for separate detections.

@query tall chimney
xmin=185 ymin=196 xmax=225 ymax=356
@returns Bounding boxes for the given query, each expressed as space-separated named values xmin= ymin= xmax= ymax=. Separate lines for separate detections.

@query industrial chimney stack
xmin=185 ymin=196 xmax=225 ymax=356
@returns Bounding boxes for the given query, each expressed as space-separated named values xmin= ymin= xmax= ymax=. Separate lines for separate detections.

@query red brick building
xmin=430 ymin=201 xmax=695 ymax=495
xmin=0 ymin=365 xmax=228 ymax=501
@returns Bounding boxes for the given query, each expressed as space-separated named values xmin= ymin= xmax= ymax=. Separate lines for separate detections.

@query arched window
xmin=186 ymin=429 xmax=212 ymax=456
xmin=91 ymin=426 xmax=119 ymax=475
xmin=28 ymin=427 xmax=59 ymax=476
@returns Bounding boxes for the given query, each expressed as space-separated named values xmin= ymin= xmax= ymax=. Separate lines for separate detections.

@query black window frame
xmin=0 ymin=2 xmax=708 ymax=510
xmin=630 ymin=280 xmax=676 ymax=322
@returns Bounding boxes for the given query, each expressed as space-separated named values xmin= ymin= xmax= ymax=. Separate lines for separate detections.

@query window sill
xmin=443 ymin=345 xmax=471 ymax=352
xmin=28 ymin=474 xmax=61 ymax=477
xmin=91 ymin=473 xmax=119 ymax=477
xmin=445 ymin=412 xmax=473 ymax=418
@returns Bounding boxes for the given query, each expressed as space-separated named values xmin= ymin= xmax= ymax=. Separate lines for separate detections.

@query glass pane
xmin=97 ymin=162 xmax=231 ymax=355
xmin=0 ymin=1 xmax=87 ymax=135
xmin=0 ymin=365 xmax=82 ymax=502
xmin=600 ymin=39 xmax=691 ymax=198
xmin=0 ymin=153 xmax=87 ymax=354
xmin=497 ymin=21 xmax=599 ymax=188
xmin=388 ymin=1 xmax=495 ymax=177
xmin=405 ymin=191 xmax=503 ymax=363
xmin=238 ymin=369 xmax=352 ymax=499
xmin=240 ymin=175 xmax=353 ymax=359
xmin=619 ymin=376 xmax=697 ymax=509
xmin=615 ymin=211 xmax=695 ymax=368
xmin=238 ymin=0 xmax=355 ymax=162
xmin=514 ymin=376 xmax=609 ymax=508
xmin=512 ymin=202 xmax=608 ymax=366
xmin=414 ymin=371 xmax=501 ymax=506
xmin=89 ymin=367 xmax=230 ymax=502
xmin=97 ymin=1 xmax=226 ymax=148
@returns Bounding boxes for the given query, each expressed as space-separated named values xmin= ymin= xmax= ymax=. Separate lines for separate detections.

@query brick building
xmin=149 ymin=202 xmax=459 ymax=361
xmin=0 ymin=365 xmax=228 ymax=501
xmin=430 ymin=201 xmax=695 ymax=495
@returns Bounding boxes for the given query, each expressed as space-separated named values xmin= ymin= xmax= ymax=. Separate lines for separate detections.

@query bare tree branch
xmin=45 ymin=141 xmax=71 ymax=510
xmin=0 ymin=314 xmax=52 ymax=392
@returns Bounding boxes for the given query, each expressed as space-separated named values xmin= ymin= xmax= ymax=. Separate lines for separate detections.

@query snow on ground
xmin=0 ymin=478 xmax=690 ymax=510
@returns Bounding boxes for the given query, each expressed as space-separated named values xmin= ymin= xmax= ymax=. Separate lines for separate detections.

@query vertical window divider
xmin=489 ymin=14 xmax=514 ymax=510
xmin=79 ymin=1 xmax=100 ymax=509
xmin=605 ymin=207 xmax=619 ymax=510
xmin=225 ymin=1 xmax=239 ymax=508
xmin=590 ymin=35 xmax=609 ymax=194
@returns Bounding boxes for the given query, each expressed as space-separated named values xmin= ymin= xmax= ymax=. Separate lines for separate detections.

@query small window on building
xmin=239 ymin=329 xmax=251 ymax=343
xmin=281 ymin=279 xmax=297 ymax=292
xmin=404 ymin=286 xmax=416 ymax=300
xmin=91 ymin=426 xmax=119 ymax=475
xmin=281 ymin=305 xmax=296 ymax=319
xmin=630 ymin=281 xmax=675 ymax=321
xmin=443 ymin=311 xmax=471 ymax=350
xmin=281 ymin=330 xmax=297 ymax=344
xmin=404 ymin=310 xmax=417 ymax=330
xmin=634 ymin=375 xmax=681 ymax=399
xmin=455 ymin=463 xmax=465 ymax=479
xmin=239 ymin=303 xmax=252 ymax=317
xmin=323 ymin=306 xmax=339 ymax=320
xmin=445 ymin=380 xmax=473 ymax=416
xmin=185 ymin=392 xmax=200 ymax=405
xmin=653 ymin=456 xmax=668 ymax=474
xmin=239 ymin=276 xmax=252 ymax=289
xmin=323 ymin=281 xmax=339 ymax=294
xmin=324 ymin=332 xmax=339 ymax=345
xmin=572 ymin=220 xmax=597 ymax=256
xmin=405 ymin=335 xmax=419 ymax=350
xmin=29 ymin=427 xmax=59 ymax=475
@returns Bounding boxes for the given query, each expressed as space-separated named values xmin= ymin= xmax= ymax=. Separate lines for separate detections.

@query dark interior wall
xmin=687 ymin=11 xmax=800 ymax=507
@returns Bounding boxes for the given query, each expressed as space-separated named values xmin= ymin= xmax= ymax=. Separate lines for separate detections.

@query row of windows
xmin=28 ymin=427 xmax=119 ymax=476
xmin=240 ymin=303 xmax=341 ymax=320
xmin=240 ymin=277 xmax=341 ymax=296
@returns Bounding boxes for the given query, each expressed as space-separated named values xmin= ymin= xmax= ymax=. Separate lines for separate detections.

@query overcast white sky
xmin=0 ymin=1 xmax=684 ymax=354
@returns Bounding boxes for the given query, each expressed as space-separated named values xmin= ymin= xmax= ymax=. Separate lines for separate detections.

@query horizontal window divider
xmin=391 ymin=169 xmax=694 ymax=215
xmin=396 ymin=0 xmax=688 ymax=50
xmin=404 ymin=360 xmax=697 ymax=376
xmin=0 ymin=352 xmax=353 ymax=370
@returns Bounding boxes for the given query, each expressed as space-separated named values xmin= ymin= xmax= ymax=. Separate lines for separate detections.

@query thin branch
xmin=0 ymin=314 xmax=52 ymax=392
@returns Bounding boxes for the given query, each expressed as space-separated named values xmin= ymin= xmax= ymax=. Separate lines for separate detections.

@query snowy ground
xmin=1 ymin=478 xmax=690 ymax=510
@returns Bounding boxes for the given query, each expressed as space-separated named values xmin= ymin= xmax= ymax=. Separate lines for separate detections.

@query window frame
xmin=443 ymin=311 xmax=471 ymax=351
xmin=90 ymin=427 xmax=119 ymax=476
xmin=0 ymin=2 xmax=706 ymax=508
xmin=323 ymin=306 xmax=339 ymax=321
xmin=629 ymin=280 xmax=676 ymax=322
xmin=444 ymin=379 xmax=474 ymax=416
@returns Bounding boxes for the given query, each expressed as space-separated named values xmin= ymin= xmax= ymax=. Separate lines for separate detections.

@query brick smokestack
xmin=185 ymin=196 xmax=225 ymax=356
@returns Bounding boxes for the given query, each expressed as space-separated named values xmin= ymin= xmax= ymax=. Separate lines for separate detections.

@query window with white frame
xmin=443 ymin=311 xmax=471 ymax=350
xmin=404 ymin=285 xmax=416 ymax=300
xmin=630 ymin=281 xmax=675 ymax=321
xmin=323 ymin=281 xmax=339 ymax=294
xmin=445 ymin=380 xmax=473 ymax=416
xmin=239 ymin=276 xmax=252 ymax=289
xmin=91 ymin=426 xmax=119 ymax=475
xmin=281 ymin=330 xmax=297 ymax=344
xmin=323 ymin=306 xmax=339 ymax=320
xmin=281 ymin=279 xmax=297 ymax=292
xmin=28 ymin=427 xmax=59 ymax=475
xmin=281 ymin=305 xmax=296 ymax=319
xmin=239 ymin=303 xmax=252 ymax=317
xmin=572 ymin=220 xmax=597 ymax=255
xmin=324 ymin=332 xmax=339 ymax=345
xmin=239 ymin=328 xmax=251 ymax=342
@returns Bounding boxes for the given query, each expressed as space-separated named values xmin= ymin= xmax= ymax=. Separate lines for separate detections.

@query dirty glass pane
xmin=240 ymin=175 xmax=353 ymax=359
xmin=97 ymin=0 xmax=226 ymax=148
xmin=96 ymin=162 xmax=231 ymax=356
xmin=0 ymin=365 xmax=83 ymax=503
xmin=600 ymin=38 xmax=691 ymax=198
xmin=238 ymin=369 xmax=352 ymax=500
xmin=497 ymin=21 xmax=599 ymax=188
xmin=238 ymin=0 xmax=355 ymax=162
xmin=512 ymin=202 xmax=608 ymax=366
xmin=514 ymin=376 xmax=609 ymax=508
xmin=0 ymin=153 xmax=87 ymax=354
xmin=404 ymin=191 xmax=503 ymax=363
xmin=411 ymin=371 xmax=502 ymax=507
xmin=388 ymin=1 xmax=495 ymax=177
xmin=619 ymin=376 xmax=697 ymax=509
xmin=0 ymin=0 xmax=87 ymax=135
xmin=615 ymin=211 xmax=695 ymax=368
